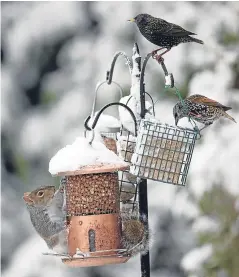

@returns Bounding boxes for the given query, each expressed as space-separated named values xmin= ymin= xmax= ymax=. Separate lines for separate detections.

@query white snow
xmin=181 ymin=244 xmax=213 ymax=273
xmin=49 ymin=136 xmax=128 ymax=175
xmin=119 ymin=95 xmax=140 ymax=134
xmin=192 ymin=216 xmax=220 ymax=234
xmin=2 ymin=236 xmax=66 ymax=277
xmin=130 ymin=45 xmax=141 ymax=100
xmin=165 ymin=74 xmax=174 ymax=87
xmin=88 ymin=111 xmax=121 ymax=132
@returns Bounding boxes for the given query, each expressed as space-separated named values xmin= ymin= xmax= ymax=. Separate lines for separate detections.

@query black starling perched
xmin=173 ymin=94 xmax=236 ymax=130
xmin=128 ymin=14 xmax=204 ymax=60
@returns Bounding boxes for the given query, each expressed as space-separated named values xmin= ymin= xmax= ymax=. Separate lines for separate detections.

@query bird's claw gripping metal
xmin=188 ymin=117 xmax=202 ymax=139
xmin=152 ymin=53 xmax=164 ymax=63
xmin=151 ymin=47 xmax=165 ymax=57
xmin=152 ymin=51 xmax=175 ymax=88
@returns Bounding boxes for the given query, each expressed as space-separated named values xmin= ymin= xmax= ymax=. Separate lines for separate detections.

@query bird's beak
xmin=175 ymin=118 xmax=178 ymax=126
xmin=127 ymin=18 xmax=135 ymax=22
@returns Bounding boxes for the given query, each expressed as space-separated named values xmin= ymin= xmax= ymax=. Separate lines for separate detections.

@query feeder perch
xmin=130 ymin=118 xmax=197 ymax=186
xmin=49 ymin=136 xmax=131 ymax=267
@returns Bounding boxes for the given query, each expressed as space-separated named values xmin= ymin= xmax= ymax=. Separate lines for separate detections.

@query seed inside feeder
xmin=66 ymin=172 xmax=121 ymax=216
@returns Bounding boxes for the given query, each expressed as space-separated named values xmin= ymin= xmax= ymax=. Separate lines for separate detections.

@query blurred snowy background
xmin=1 ymin=1 xmax=239 ymax=277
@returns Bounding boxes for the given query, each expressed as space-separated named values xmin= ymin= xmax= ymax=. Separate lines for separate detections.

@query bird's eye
xmin=37 ymin=191 xmax=44 ymax=197
xmin=135 ymin=15 xmax=145 ymax=23
xmin=140 ymin=16 xmax=146 ymax=23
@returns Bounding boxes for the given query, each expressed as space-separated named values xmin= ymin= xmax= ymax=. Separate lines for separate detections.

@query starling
xmin=173 ymin=94 xmax=236 ymax=130
xmin=128 ymin=14 xmax=204 ymax=60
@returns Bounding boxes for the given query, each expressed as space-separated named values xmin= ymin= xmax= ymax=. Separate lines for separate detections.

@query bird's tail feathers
xmin=189 ymin=37 xmax=204 ymax=45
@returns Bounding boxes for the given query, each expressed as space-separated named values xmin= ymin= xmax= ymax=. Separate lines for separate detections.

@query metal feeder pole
xmin=136 ymin=47 xmax=174 ymax=277
xmin=106 ymin=43 xmax=153 ymax=277
xmin=135 ymin=43 xmax=151 ymax=277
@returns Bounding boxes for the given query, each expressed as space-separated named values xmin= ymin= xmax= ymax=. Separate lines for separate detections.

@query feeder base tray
xmin=62 ymin=256 xmax=130 ymax=267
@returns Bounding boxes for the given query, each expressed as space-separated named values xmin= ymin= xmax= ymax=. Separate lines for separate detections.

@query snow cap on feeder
xmin=48 ymin=133 xmax=130 ymax=267
xmin=49 ymin=135 xmax=129 ymax=176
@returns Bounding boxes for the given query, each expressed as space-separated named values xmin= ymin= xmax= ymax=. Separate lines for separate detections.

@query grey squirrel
xmin=23 ymin=178 xmax=68 ymax=254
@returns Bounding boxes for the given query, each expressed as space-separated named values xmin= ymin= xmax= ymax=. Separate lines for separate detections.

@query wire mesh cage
xmin=103 ymin=128 xmax=150 ymax=257
xmin=117 ymin=129 xmax=139 ymax=212
xmin=101 ymin=123 xmax=152 ymax=257
xmin=99 ymin=131 xmax=139 ymax=214
xmin=101 ymin=131 xmax=139 ymax=212
xmin=130 ymin=118 xmax=198 ymax=186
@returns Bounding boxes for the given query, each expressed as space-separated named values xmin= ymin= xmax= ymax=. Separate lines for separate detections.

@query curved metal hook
xmin=140 ymin=53 xmax=174 ymax=118
xmin=85 ymin=102 xmax=138 ymax=137
xmin=145 ymin=92 xmax=155 ymax=117
xmin=106 ymin=51 xmax=133 ymax=85
xmin=91 ymin=80 xmax=124 ymax=118
xmin=84 ymin=129 xmax=95 ymax=145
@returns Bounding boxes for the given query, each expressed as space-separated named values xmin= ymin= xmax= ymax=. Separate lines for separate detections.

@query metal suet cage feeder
xmin=99 ymin=50 xmax=198 ymax=187
xmin=130 ymin=118 xmax=197 ymax=186
xmin=125 ymin=52 xmax=199 ymax=187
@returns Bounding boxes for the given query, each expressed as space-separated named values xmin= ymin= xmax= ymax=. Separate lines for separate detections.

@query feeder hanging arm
xmin=106 ymin=51 xmax=133 ymax=85
xmin=84 ymin=102 xmax=138 ymax=136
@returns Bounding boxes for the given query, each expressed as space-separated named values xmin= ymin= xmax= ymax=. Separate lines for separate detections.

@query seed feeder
xmin=48 ymin=132 xmax=132 ymax=267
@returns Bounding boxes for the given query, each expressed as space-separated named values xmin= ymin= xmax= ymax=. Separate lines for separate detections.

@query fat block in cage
xmin=130 ymin=119 xmax=197 ymax=186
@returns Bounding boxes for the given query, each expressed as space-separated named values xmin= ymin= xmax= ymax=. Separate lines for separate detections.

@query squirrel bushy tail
xmin=120 ymin=208 xmax=152 ymax=256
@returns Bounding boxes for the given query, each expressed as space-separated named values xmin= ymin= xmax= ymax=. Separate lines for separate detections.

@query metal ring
xmin=91 ymin=80 xmax=124 ymax=118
